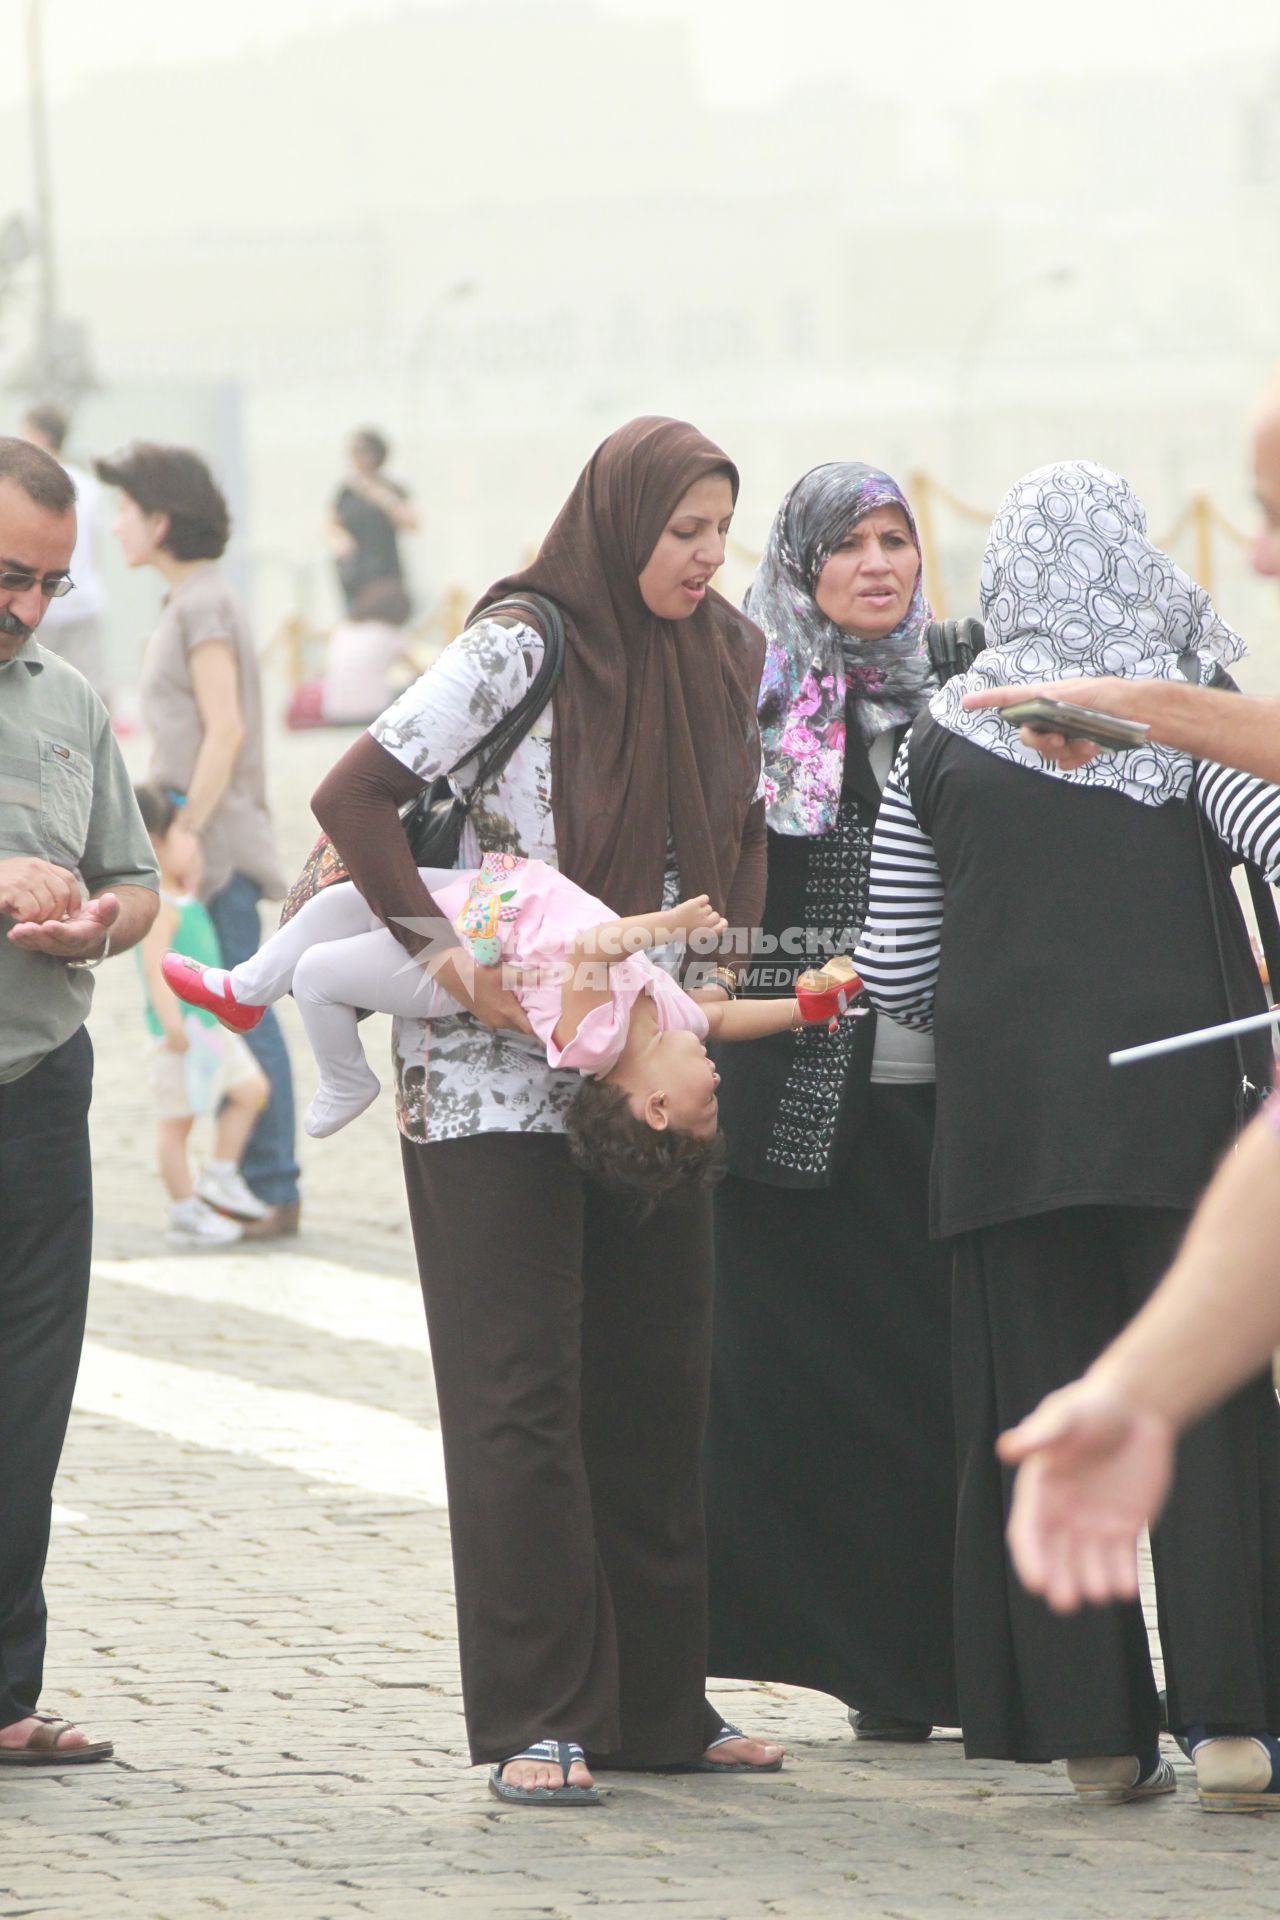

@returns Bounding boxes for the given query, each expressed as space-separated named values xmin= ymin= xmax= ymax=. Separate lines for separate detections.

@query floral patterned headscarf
xmin=930 ymin=459 xmax=1247 ymax=807
xmin=751 ymin=463 xmax=934 ymax=837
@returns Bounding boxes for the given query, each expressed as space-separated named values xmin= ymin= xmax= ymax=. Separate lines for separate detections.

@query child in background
xmin=163 ymin=853 xmax=844 ymax=1208
xmin=133 ymin=786 xmax=271 ymax=1249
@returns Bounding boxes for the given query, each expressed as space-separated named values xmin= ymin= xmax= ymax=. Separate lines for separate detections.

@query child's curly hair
xmin=565 ymin=1076 xmax=728 ymax=1214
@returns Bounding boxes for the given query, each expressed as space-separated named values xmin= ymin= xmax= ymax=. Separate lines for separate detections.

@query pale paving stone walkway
xmin=6 ymin=719 xmax=1279 ymax=1920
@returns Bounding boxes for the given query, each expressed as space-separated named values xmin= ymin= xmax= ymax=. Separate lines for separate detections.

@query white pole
xmin=1110 ymin=1006 xmax=1280 ymax=1068
xmin=26 ymin=0 xmax=56 ymax=392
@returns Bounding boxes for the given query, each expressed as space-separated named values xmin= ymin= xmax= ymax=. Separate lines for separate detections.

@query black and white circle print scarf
xmin=930 ymin=459 xmax=1247 ymax=807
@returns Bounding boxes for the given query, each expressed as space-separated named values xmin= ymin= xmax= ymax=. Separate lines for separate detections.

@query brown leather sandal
xmin=0 ymin=1711 xmax=114 ymax=1766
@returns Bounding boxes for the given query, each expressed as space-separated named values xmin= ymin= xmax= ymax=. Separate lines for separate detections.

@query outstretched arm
xmin=854 ymin=743 xmax=943 ymax=1031
xmin=962 ymin=679 xmax=1280 ymax=782
xmin=700 ymin=997 xmax=801 ymax=1043
xmin=999 ymin=1105 xmax=1280 ymax=1611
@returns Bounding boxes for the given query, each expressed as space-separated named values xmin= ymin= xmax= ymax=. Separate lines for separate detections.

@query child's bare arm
xmin=141 ymin=903 xmax=187 ymax=1049
xmin=701 ymin=997 xmax=801 ymax=1043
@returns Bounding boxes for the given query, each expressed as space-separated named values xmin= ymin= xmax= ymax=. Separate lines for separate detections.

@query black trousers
xmin=707 ymin=1084 xmax=958 ymax=1724
xmin=954 ymin=1206 xmax=1280 ymax=1762
xmin=0 ymin=1027 xmax=94 ymax=1728
xmin=401 ymin=1131 xmax=723 ymax=1768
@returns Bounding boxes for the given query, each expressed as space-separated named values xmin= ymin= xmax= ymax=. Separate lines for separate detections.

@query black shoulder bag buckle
xmin=401 ymin=592 xmax=566 ymax=868
xmin=923 ymin=616 xmax=986 ymax=685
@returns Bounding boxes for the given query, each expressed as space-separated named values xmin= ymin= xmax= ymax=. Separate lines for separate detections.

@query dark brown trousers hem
xmin=401 ymin=1131 xmax=716 ymax=1767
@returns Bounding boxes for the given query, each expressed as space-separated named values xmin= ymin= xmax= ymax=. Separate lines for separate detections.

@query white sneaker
xmin=195 ymin=1165 xmax=272 ymax=1221
xmin=166 ymin=1197 xmax=244 ymax=1250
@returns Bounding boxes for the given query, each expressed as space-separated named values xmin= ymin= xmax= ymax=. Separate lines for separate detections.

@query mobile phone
xmin=997 ymin=697 xmax=1151 ymax=751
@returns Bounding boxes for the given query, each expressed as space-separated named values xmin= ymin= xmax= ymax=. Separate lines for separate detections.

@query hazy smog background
xmin=2 ymin=0 xmax=1278 ymax=697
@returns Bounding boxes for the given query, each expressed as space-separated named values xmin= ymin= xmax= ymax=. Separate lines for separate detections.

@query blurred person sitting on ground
xmin=318 ymin=572 xmax=416 ymax=721
xmin=704 ymin=462 xmax=958 ymax=1750
xmin=163 ymin=853 xmax=824 ymax=1194
xmin=325 ymin=427 xmax=417 ymax=627
xmin=306 ymin=416 xmax=782 ymax=1804
xmin=96 ymin=441 xmax=301 ymax=1239
xmin=133 ymin=784 xmax=270 ymax=1249
xmin=0 ymin=435 xmax=159 ymax=1767
xmin=854 ymin=457 xmax=1280 ymax=1814
xmin=19 ymin=403 xmax=113 ymax=709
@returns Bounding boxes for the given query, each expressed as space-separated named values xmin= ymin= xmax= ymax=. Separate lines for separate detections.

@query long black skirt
xmin=953 ymin=1206 xmax=1280 ymax=1761
xmin=706 ymin=1083 xmax=959 ymax=1724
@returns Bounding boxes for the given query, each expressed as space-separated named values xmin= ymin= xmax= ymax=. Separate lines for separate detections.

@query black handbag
xmin=924 ymin=616 xmax=986 ymax=683
xmin=399 ymin=591 xmax=566 ymax=867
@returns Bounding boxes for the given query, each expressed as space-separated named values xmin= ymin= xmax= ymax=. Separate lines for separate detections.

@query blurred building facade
xmin=2 ymin=1 xmax=1277 ymax=682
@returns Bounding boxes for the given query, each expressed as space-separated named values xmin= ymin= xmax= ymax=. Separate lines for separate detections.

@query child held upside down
xmin=163 ymin=853 xmax=836 ymax=1205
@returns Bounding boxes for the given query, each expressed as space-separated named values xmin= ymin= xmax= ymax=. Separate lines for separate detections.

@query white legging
xmin=228 ymin=874 xmax=462 ymax=1113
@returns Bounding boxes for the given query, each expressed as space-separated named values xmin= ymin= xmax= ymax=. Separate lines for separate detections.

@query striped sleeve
xmin=1195 ymin=760 xmax=1280 ymax=880
xmin=853 ymin=740 xmax=944 ymax=1032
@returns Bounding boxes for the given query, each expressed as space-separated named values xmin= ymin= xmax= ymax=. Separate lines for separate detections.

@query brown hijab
xmin=473 ymin=416 xmax=765 ymax=917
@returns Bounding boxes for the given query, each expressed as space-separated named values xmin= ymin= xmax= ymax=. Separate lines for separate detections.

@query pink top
xmin=431 ymin=854 xmax=709 ymax=1078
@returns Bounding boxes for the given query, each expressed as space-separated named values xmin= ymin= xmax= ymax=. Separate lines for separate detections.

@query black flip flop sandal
xmin=657 ymin=1722 xmax=784 ymax=1774
xmin=488 ymin=1739 xmax=602 ymax=1806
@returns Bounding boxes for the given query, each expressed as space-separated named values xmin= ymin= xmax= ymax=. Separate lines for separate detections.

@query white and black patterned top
xmin=856 ymin=741 xmax=1280 ymax=1032
xmin=929 ymin=460 xmax=1248 ymax=810
xmin=371 ymin=617 xmax=687 ymax=1144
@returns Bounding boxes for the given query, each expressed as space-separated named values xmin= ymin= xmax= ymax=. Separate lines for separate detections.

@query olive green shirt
xmin=0 ymin=638 xmax=159 ymax=1083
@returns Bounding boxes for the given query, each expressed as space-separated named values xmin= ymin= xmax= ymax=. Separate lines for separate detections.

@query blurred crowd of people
xmin=2 ymin=372 xmax=1280 ymax=1827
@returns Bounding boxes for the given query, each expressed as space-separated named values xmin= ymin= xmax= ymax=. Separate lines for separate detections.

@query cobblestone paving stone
xmin=7 ymin=722 xmax=1280 ymax=1919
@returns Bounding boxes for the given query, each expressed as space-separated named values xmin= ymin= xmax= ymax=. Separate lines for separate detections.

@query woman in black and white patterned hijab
xmin=930 ymin=459 xmax=1246 ymax=807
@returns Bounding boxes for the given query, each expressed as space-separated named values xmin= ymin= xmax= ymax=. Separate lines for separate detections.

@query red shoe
xmin=161 ymin=953 xmax=265 ymax=1033
xmin=795 ymin=957 xmax=867 ymax=1032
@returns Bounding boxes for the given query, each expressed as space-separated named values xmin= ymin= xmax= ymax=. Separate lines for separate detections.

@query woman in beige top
xmin=96 ymin=442 xmax=299 ymax=1236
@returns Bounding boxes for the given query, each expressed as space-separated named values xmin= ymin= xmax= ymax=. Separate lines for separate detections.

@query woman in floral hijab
xmin=707 ymin=462 xmax=957 ymax=1743
xmin=755 ymin=462 xmax=936 ymax=836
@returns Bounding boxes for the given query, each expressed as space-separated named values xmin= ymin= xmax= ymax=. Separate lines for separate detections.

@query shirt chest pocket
xmin=38 ymin=734 xmax=93 ymax=862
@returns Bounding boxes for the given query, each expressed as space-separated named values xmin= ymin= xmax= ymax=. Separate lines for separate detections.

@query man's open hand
xmin=7 ymin=891 xmax=120 ymax=961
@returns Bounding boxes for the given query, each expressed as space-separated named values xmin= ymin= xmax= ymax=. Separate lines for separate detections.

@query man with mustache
xmin=0 ymin=436 xmax=158 ymax=1767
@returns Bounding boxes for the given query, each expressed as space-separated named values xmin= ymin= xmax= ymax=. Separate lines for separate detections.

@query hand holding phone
xmin=997 ymin=697 xmax=1151 ymax=752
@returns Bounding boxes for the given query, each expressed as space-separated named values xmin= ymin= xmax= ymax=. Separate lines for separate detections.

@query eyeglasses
xmin=0 ymin=570 xmax=75 ymax=599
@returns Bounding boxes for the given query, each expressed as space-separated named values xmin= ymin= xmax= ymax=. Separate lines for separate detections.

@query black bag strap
xmin=447 ymin=592 xmax=566 ymax=792
xmin=1178 ymin=651 xmax=1271 ymax=1129
xmin=1188 ymin=780 xmax=1263 ymax=1131
xmin=1177 ymin=650 xmax=1280 ymax=993
xmin=923 ymin=616 xmax=986 ymax=684
xmin=1245 ymin=863 xmax=1280 ymax=1010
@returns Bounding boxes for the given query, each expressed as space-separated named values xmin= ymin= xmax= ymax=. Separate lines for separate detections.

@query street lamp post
xmin=14 ymin=0 xmax=94 ymax=403
xmin=25 ymin=0 xmax=57 ymax=393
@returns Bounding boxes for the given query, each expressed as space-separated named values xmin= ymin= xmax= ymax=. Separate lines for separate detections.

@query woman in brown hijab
xmin=312 ymin=418 xmax=778 ymax=1802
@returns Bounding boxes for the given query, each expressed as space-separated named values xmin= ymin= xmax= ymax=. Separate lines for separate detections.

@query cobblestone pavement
xmin=7 ymin=720 xmax=1280 ymax=1919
